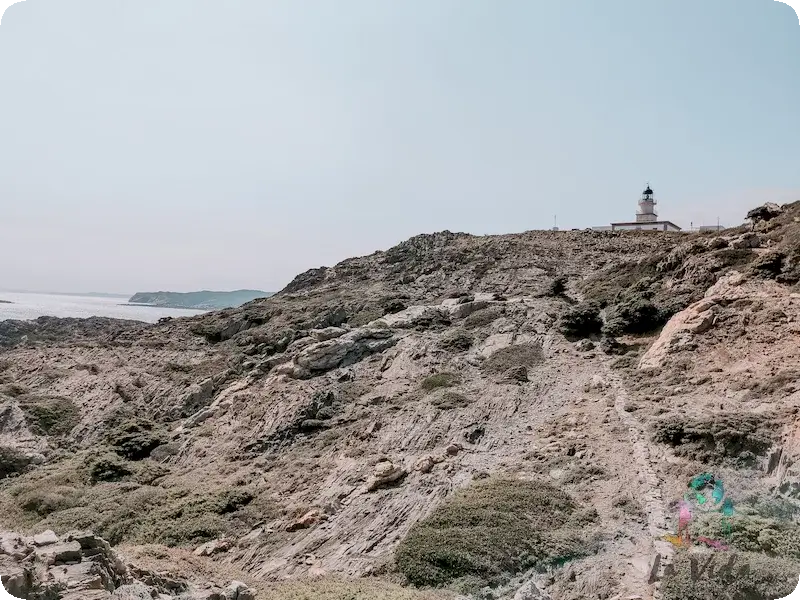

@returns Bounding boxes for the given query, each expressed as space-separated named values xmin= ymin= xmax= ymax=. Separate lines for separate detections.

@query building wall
xmin=611 ymin=222 xmax=681 ymax=232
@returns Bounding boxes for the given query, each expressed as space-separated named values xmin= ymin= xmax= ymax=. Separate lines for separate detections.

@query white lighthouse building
xmin=609 ymin=185 xmax=681 ymax=232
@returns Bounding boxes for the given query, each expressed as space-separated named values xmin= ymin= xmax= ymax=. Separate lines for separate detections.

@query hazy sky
xmin=1 ymin=0 xmax=799 ymax=294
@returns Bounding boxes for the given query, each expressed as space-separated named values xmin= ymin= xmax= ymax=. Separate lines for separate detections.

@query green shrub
xmin=18 ymin=395 xmax=80 ymax=436
xmin=262 ymin=578 xmax=455 ymax=599
xmin=106 ymin=418 xmax=164 ymax=460
xmin=430 ymin=392 xmax=472 ymax=410
xmin=463 ymin=308 xmax=503 ymax=330
xmin=661 ymin=551 xmax=799 ymax=600
xmin=437 ymin=330 xmax=474 ymax=352
xmin=691 ymin=513 xmax=800 ymax=559
xmin=395 ymin=477 xmax=596 ymax=589
xmin=87 ymin=453 xmax=134 ymax=483
xmin=421 ymin=373 xmax=461 ymax=392
xmin=558 ymin=302 xmax=603 ymax=339
xmin=546 ymin=276 xmax=567 ymax=297
xmin=17 ymin=486 xmax=79 ymax=516
xmin=0 ymin=446 xmax=34 ymax=479
xmin=603 ymin=296 xmax=668 ymax=336
xmin=481 ymin=344 xmax=543 ymax=375
xmin=652 ymin=413 xmax=773 ymax=466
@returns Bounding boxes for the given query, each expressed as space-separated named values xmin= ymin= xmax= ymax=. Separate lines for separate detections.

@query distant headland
xmin=127 ymin=289 xmax=273 ymax=310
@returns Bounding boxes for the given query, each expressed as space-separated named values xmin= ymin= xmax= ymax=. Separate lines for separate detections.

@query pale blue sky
xmin=1 ymin=0 xmax=798 ymax=293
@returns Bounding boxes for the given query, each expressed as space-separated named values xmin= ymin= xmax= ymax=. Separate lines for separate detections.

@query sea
xmin=0 ymin=292 xmax=207 ymax=324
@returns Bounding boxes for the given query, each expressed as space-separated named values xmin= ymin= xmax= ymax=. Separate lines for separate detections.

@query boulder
xmin=193 ymin=538 xmax=232 ymax=557
xmin=575 ymin=339 xmax=595 ymax=352
xmin=286 ymin=510 xmax=322 ymax=532
xmin=366 ymin=461 xmax=406 ymax=492
xmin=33 ymin=530 xmax=59 ymax=546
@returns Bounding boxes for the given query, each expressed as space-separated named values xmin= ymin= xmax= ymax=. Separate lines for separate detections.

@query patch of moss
xmin=481 ymin=344 xmax=543 ymax=375
xmin=430 ymin=392 xmax=472 ymax=410
xmin=421 ymin=373 xmax=461 ymax=392
xmin=395 ymin=477 xmax=597 ymax=589
xmin=17 ymin=395 xmax=80 ymax=436
xmin=463 ymin=308 xmax=503 ymax=330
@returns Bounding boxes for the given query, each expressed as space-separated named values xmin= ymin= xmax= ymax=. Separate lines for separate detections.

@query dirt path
xmin=606 ymin=368 xmax=674 ymax=599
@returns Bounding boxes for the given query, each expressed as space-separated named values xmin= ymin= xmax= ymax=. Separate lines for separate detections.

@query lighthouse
xmin=607 ymin=185 xmax=682 ymax=232
xmin=636 ymin=185 xmax=658 ymax=223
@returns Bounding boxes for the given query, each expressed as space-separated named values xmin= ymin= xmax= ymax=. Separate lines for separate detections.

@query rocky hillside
xmin=2 ymin=202 xmax=800 ymax=599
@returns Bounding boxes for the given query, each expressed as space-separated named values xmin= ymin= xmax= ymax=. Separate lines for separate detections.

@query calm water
xmin=0 ymin=292 xmax=207 ymax=324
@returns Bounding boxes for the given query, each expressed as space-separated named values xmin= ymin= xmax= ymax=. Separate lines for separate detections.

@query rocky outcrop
xmin=0 ymin=530 xmax=255 ymax=599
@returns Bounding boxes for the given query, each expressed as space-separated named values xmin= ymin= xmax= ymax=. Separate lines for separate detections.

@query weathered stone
xmin=365 ymin=461 xmax=406 ymax=492
xmin=193 ymin=538 xmax=232 ymax=557
xmin=36 ymin=540 xmax=82 ymax=565
xmin=286 ymin=510 xmax=322 ymax=532
xmin=32 ymin=530 xmax=59 ymax=546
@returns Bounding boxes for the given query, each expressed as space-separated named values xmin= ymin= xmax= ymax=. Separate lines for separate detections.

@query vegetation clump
xmin=106 ymin=417 xmax=165 ymax=461
xmin=395 ymin=477 xmax=597 ymax=590
xmin=18 ymin=395 xmax=80 ymax=436
xmin=602 ymin=295 xmax=669 ymax=336
xmin=463 ymin=307 xmax=503 ymax=330
xmin=421 ymin=373 xmax=461 ymax=392
xmin=430 ymin=392 xmax=472 ymax=410
xmin=436 ymin=330 xmax=474 ymax=352
xmin=261 ymin=578 xmax=455 ymax=600
xmin=0 ymin=446 xmax=35 ymax=479
xmin=557 ymin=302 xmax=603 ymax=339
xmin=652 ymin=413 xmax=773 ymax=466
xmin=660 ymin=551 xmax=799 ymax=600
xmin=481 ymin=344 xmax=543 ymax=375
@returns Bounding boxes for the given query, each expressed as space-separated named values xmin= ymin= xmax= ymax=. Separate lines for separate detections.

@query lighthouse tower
xmin=636 ymin=184 xmax=658 ymax=223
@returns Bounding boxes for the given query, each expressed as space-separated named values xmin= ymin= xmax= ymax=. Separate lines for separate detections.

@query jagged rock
xmin=310 ymin=326 xmax=348 ymax=342
xmin=575 ymin=339 xmax=595 ymax=352
xmin=225 ymin=581 xmax=256 ymax=600
xmin=193 ymin=538 xmax=232 ymax=556
xmin=414 ymin=455 xmax=436 ymax=473
xmin=32 ymin=529 xmax=58 ymax=546
xmin=286 ymin=509 xmax=322 ymax=532
xmin=747 ymin=202 xmax=783 ymax=225
xmin=366 ymin=461 xmax=406 ymax=491
xmin=293 ymin=327 xmax=397 ymax=375
xmin=731 ymin=232 xmax=762 ymax=249
xmin=36 ymin=540 xmax=82 ymax=565
xmin=448 ymin=300 xmax=491 ymax=319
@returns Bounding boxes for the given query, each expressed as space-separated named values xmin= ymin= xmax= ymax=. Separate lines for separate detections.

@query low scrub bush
xmin=18 ymin=395 xmax=80 ymax=436
xmin=463 ymin=307 xmax=503 ymax=330
xmin=558 ymin=302 xmax=602 ymax=339
xmin=106 ymin=417 xmax=165 ymax=461
xmin=652 ymin=413 xmax=773 ymax=466
xmin=436 ymin=330 xmax=474 ymax=352
xmin=430 ymin=392 xmax=472 ymax=410
xmin=481 ymin=344 xmax=543 ymax=375
xmin=421 ymin=373 xmax=461 ymax=392
xmin=603 ymin=296 xmax=669 ymax=336
xmin=661 ymin=551 xmax=799 ymax=600
xmin=262 ymin=578 xmax=455 ymax=599
xmin=0 ymin=446 xmax=35 ymax=479
xmin=395 ymin=477 xmax=597 ymax=590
